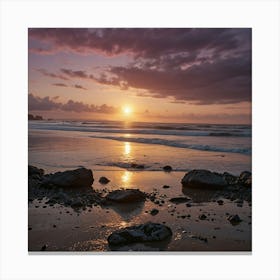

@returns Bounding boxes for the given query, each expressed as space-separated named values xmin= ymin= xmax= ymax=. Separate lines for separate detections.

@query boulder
xmin=107 ymin=222 xmax=172 ymax=246
xmin=105 ymin=189 xmax=146 ymax=203
xmin=238 ymin=171 xmax=252 ymax=187
xmin=181 ymin=169 xmax=227 ymax=189
xmin=42 ymin=168 xmax=94 ymax=188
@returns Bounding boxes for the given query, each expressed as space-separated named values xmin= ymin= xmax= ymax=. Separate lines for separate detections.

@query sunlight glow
xmin=123 ymin=106 xmax=132 ymax=115
xmin=121 ymin=171 xmax=132 ymax=187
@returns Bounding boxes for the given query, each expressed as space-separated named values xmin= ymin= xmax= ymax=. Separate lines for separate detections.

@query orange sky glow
xmin=28 ymin=28 xmax=251 ymax=124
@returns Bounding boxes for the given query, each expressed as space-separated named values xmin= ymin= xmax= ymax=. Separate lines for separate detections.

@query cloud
xmin=73 ymin=84 xmax=87 ymax=90
xmin=60 ymin=68 xmax=88 ymax=78
xmin=52 ymin=83 xmax=68 ymax=87
xmin=29 ymin=94 xmax=116 ymax=113
xmin=30 ymin=28 xmax=251 ymax=105
xmin=37 ymin=68 xmax=68 ymax=80
xmin=52 ymin=82 xmax=87 ymax=90
xmin=94 ymin=53 xmax=251 ymax=104
xmin=29 ymin=28 xmax=251 ymax=59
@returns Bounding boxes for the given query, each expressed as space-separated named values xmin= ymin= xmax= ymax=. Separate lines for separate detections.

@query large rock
xmin=105 ymin=189 xmax=146 ymax=203
xmin=107 ymin=222 xmax=172 ymax=245
xmin=238 ymin=171 xmax=252 ymax=187
xmin=181 ymin=169 xmax=227 ymax=189
xmin=42 ymin=168 xmax=93 ymax=188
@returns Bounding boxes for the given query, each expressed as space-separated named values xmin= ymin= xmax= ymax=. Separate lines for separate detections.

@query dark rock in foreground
xmin=163 ymin=165 xmax=172 ymax=172
xmin=238 ymin=171 xmax=252 ymax=187
xmin=228 ymin=214 xmax=242 ymax=225
xmin=105 ymin=189 xmax=146 ymax=203
xmin=169 ymin=196 xmax=191 ymax=204
xmin=99 ymin=176 xmax=110 ymax=184
xmin=181 ymin=169 xmax=227 ymax=189
xmin=150 ymin=208 xmax=159 ymax=216
xmin=107 ymin=222 xmax=172 ymax=246
xmin=42 ymin=168 xmax=94 ymax=188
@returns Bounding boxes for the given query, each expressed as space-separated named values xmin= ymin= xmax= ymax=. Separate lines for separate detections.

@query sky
xmin=28 ymin=28 xmax=252 ymax=124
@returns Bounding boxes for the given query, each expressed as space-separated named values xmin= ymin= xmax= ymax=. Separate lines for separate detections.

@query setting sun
xmin=123 ymin=106 xmax=132 ymax=115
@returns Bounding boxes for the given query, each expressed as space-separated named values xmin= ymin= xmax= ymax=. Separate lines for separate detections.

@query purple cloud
xmin=37 ymin=68 xmax=69 ymax=80
xmin=52 ymin=83 xmax=68 ymax=87
xmin=73 ymin=84 xmax=87 ymax=90
xmin=29 ymin=28 xmax=251 ymax=105
xmin=28 ymin=94 xmax=116 ymax=113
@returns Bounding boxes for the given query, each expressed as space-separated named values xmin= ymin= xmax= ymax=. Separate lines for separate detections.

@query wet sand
xmin=28 ymin=170 xmax=251 ymax=252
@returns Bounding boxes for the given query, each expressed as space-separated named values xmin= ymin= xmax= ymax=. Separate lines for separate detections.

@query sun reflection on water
xmin=124 ymin=142 xmax=131 ymax=155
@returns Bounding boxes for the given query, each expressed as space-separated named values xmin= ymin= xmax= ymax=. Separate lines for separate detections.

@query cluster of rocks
xmin=29 ymin=165 xmax=251 ymax=249
xmin=28 ymin=166 xmax=148 ymax=210
xmin=181 ymin=169 xmax=252 ymax=202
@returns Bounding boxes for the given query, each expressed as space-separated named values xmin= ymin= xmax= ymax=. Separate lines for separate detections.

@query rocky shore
xmin=28 ymin=165 xmax=251 ymax=251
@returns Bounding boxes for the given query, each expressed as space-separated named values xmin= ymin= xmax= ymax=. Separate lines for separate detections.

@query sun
xmin=123 ymin=106 xmax=132 ymax=115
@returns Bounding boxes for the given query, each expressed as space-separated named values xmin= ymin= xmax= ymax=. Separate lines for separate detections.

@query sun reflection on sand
xmin=121 ymin=171 xmax=132 ymax=188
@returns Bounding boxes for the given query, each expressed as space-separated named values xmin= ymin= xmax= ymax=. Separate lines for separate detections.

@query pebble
xmin=150 ymin=209 xmax=159 ymax=216
xmin=217 ymin=200 xmax=224 ymax=205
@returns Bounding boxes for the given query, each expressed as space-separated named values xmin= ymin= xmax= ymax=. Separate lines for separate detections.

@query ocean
xmin=28 ymin=120 xmax=251 ymax=175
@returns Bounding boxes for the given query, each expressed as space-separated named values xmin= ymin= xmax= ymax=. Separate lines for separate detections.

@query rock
xmin=217 ymin=199 xmax=224 ymax=205
xmin=181 ymin=169 xmax=227 ymax=189
xmin=150 ymin=208 xmax=159 ymax=216
xmin=107 ymin=222 xmax=172 ymax=246
xmin=169 ymin=197 xmax=191 ymax=204
xmin=99 ymin=176 xmax=110 ymax=184
xmin=163 ymin=165 xmax=172 ymax=172
xmin=131 ymin=163 xmax=145 ymax=169
xmin=199 ymin=214 xmax=207 ymax=220
xmin=186 ymin=203 xmax=192 ymax=207
xmin=105 ymin=189 xmax=146 ymax=203
xmin=223 ymin=172 xmax=238 ymax=185
xmin=40 ymin=244 xmax=47 ymax=251
xmin=228 ymin=214 xmax=242 ymax=225
xmin=238 ymin=171 xmax=252 ymax=187
xmin=41 ymin=168 xmax=94 ymax=188
xmin=28 ymin=165 xmax=44 ymax=177
xmin=162 ymin=185 xmax=170 ymax=189
xmin=71 ymin=200 xmax=83 ymax=208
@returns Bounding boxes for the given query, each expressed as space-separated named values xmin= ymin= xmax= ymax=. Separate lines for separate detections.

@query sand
xmin=28 ymin=170 xmax=251 ymax=252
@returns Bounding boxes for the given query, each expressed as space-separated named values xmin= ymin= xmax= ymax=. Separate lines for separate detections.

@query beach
xmin=28 ymin=120 xmax=251 ymax=252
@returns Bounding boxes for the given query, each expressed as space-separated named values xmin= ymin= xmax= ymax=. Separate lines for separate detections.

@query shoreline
xmin=28 ymin=166 xmax=252 ymax=252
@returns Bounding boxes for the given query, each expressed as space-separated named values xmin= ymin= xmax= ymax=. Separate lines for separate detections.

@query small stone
xmin=228 ymin=214 xmax=242 ymax=225
xmin=53 ymin=224 xmax=56 ymax=228
xmin=186 ymin=203 xmax=192 ymax=207
xmin=162 ymin=185 xmax=170 ymax=189
xmin=163 ymin=165 xmax=172 ymax=172
xmin=28 ymin=227 xmax=32 ymax=230
xmin=99 ymin=176 xmax=110 ymax=184
xmin=150 ymin=208 xmax=159 ymax=216
xmin=169 ymin=197 xmax=191 ymax=204
xmin=199 ymin=214 xmax=207 ymax=220
xmin=40 ymin=244 xmax=47 ymax=251
xmin=217 ymin=200 xmax=224 ymax=205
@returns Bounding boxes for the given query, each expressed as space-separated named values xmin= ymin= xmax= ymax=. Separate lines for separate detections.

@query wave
xmin=89 ymin=135 xmax=251 ymax=155
xmin=29 ymin=123 xmax=251 ymax=138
